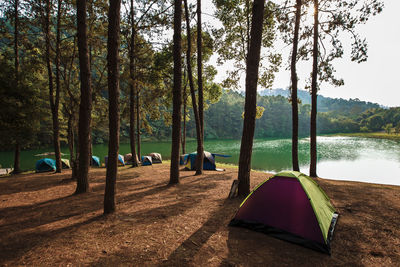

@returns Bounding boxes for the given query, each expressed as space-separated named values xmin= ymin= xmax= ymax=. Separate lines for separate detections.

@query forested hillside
xmin=147 ymin=89 xmax=399 ymax=141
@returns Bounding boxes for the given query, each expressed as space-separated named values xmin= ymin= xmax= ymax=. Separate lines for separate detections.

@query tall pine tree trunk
xmin=13 ymin=0 xmax=21 ymax=174
xmin=183 ymin=0 xmax=202 ymax=175
xmin=182 ymin=81 xmax=187 ymax=155
xmin=104 ymin=0 xmax=121 ymax=214
xmin=237 ymin=0 xmax=265 ymax=197
xmin=169 ymin=0 xmax=182 ymax=184
xmin=53 ymin=0 xmax=62 ymax=173
xmin=291 ymin=0 xmax=301 ymax=172
xmin=44 ymin=0 xmax=62 ymax=173
xmin=75 ymin=0 xmax=92 ymax=194
xmin=136 ymin=89 xmax=141 ymax=160
xmin=129 ymin=0 xmax=139 ymax=167
xmin=196 ymin=0 xmax=204 ymax=175
xmin=310 ymin=0 xmax=319 ymax=177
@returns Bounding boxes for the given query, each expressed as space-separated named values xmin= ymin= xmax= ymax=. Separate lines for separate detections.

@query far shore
xmin=333 ymin=132 xmax=400 ymax=141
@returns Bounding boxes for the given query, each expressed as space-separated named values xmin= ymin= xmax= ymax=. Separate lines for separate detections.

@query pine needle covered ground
xmin=0 ymin=163 xmax=399 ymax=266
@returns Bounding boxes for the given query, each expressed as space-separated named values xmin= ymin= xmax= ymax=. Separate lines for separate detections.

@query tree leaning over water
xmin=75 ymin=0 xmax=92 ymax=194
xmin=237 ymin=0 xmax=265 ymax=197
xmin=169 ymin=0 xmax=183 ymax=185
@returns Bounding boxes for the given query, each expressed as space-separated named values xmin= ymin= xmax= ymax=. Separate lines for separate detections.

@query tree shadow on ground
xmin=0 ymin=171 xmax=75 ymax=195
xmin=0 ymin=168 xmax=227 ymax=265
xmin=161 ymin=197 xmax=240 ymax=266
xmin=0 ymin=214 xmax=105 ymax=264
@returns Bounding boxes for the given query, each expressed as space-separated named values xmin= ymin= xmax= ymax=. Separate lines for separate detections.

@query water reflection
xmin=0 ymin=136 xmax=399 ymax=185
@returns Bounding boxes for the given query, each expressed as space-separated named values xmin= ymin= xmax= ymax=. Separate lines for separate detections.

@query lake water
xmin=1 ymin=136 xmax=399 ymax=186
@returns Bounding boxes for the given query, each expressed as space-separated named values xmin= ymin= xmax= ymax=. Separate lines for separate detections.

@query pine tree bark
xmin=13 ymin=0 xmax=21 ymax=174
xmin=196 ymin=0 xmax=204 ymax=175
xmin=75 ymin=0 xmax=92 ymax=194
xmin=310 ymin=0 xmax=319 ymax=177
xmin=129 ymin=0 xmax=139 ymax=167
xmin=291 ymin=0 xmax=301 ymax=172
xmin=104 ymin=0 xmax=122 ymax=214
xmin=183 ymin=0 xmax=202 ymax=175
xmin=237 ymin=0 xmax=265 ymax=197
xmin=169 ymin=0 xmax=182 ymax=184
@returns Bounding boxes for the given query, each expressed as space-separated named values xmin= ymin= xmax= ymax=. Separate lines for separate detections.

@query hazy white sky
xmin=203 ymin=0 xmax=399 ymax=107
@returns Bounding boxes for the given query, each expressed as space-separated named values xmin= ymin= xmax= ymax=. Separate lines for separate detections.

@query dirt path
xmin=0 ymin=163 xmax=399 ymax=266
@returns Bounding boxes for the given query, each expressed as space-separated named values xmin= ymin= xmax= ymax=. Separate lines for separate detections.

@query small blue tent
xmin=104 ymin=154 xmax=125 ymax=167
xmin=141 ymin=156 xmax=153 ymax=166
xmin=35 ymin=158 xmax=56 ymax=173
xmin=184 ymin=151 xmax=230 ymax=170
xmin=91 ymin=156 xmax=101 ymax=167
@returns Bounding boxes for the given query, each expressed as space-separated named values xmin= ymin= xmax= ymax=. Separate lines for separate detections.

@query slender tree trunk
xmin=14 ymin=0 xmax=18 ymax=99
xmin=53 ymin=0 xmax=62 ymax=173
xmin=136 ymin=89 xmax=141 ymax=160
xmin=44 ymin=0 xmax=62 ymax=173
xmin=104 ymin=0 xmax=121 ymax=214
xmin=196 ymin=0 xmax=204 ymax=175
xmin=129 ymin=0 xmax=139 ymax=167
xmin=182 ymin=81 xmax=187 ymax=155
xmin=13 ymin=143 xmax=21 ymax=174
xmin=65 ymin=37 xmax=78 ymax=179
xmin=237 ymin=0 xmax=265 ymax=197
xmin=169 ymin=0 xmax=182 ymax=184
xmin=67 ymin=109 xmax=76 ymax=179
xmin=73 ymin=127 xmax=79 ymax=178
xmin=310 ymin=0 xmax=319 ymax=177
xmin=13 ymin=0 xmax=21 ymax=174
xmin=75 ymin=0 xmax=92 ymax=194
xmin=291 ymin=0 xmax=301 ymax=172
xmin=183 ymin=0 xmax=202 ymax=175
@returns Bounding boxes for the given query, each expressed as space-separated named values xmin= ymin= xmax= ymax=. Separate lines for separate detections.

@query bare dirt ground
xmin=0 ymin=163 xmax=399 ymax=266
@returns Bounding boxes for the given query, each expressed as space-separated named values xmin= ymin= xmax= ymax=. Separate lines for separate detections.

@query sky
xmin=203 ymin=0 xmax=400 ymax=107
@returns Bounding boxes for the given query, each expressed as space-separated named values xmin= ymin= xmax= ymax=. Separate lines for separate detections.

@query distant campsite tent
xmin=229 ymin=171 xmax=338 ymax=254
xmin=180 ymin=154 xmax=189 ymax=165
xmin=184 ymin=151 xmax=230 ymax=170
xmin=124 ymin=153 xmax=139 ymax=165
xmin=124 ymin=153 xmax=132 ymax=164
xmin=149 ymin=153 xmax=162 ymax=164
xmin=104 ymin=154 xmax=125 ymax=167
xmin=61 ymin=159 xmax=70 ymax=169
xmin=141 ymin=156 xmax=152 ymax=166
xmin=35 ymin=158 xmax=56 ymax=173
xmin=91 ymin=156 xmax=100 ymax=167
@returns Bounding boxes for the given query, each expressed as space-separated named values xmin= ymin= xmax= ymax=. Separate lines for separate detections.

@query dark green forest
xmin=2 ymin=86 xmax=397 ymax=151
xmin=167 ymin=89 xmax=400 ymax=140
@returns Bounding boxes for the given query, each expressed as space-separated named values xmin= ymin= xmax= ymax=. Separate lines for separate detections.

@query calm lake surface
xmin=1 ymin=136 xmax=399 ymax=186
